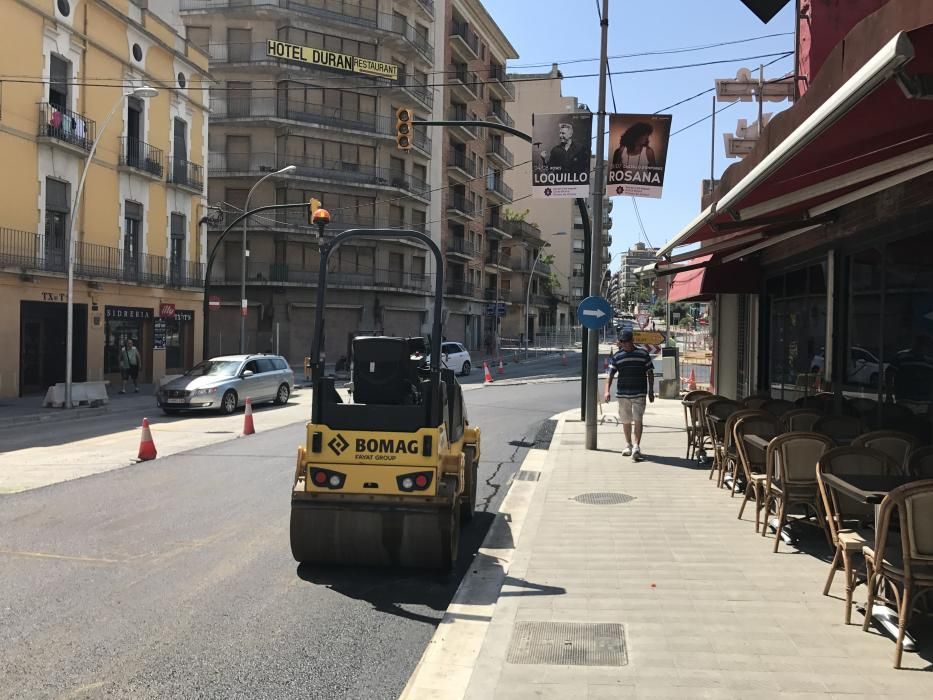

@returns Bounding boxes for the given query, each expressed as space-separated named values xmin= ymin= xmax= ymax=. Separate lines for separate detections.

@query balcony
xmin=119 ymin=137 xmax=164 ymax=178
xmin=484 ymin=252 xmax=512 ymax=270
xmin=483 ymin=287 xmax=512 ymax=302
xmin=446 ymin=280 xmax=474 ymax=298
xmin=167 ymin=157 xmax=204 ymax=192
xmin=446 ymin=105 xmax=478 ymax=142
xmin=37 ymin=103 xmax=95 ymax=154
xmin=0 ymin=227 xmax=203 ymax=288
xmin=486 ymin=102 xmax=514 ymax=128
xmin=209 ymin=152 xmax=430 ymax=201
xmin=485 ymin=213 xmax=510 ymax=239
xmin=449 ymin=19 xmax=479 ymax=60
xmin=445 ymin=237 xmax=474 ymax=260
xmin=447 ymin=148 xmax=476 ymax=181
xmin=530 ymin=293 xmax=551 ymax=307
xmin=505 ymin=219 xmax=543 ymax=243
xmin=486 ymin=139 xmax=514 ymax=168
xmin=486 ymin=176 xmax=513 ymax=203
xmin=212 ymin=261 xmax=430 ymax=293
xmin=396 ymin=73 xmax=433 ymax=110
xmin=415 ymin=0 xmax=434 ymax=17
xmin=446 ymin=193 xmax=476 ymax=223
xmin=488 ymin=64 xmax=516 ymax=100
xmin=449 ymin=64 xmax=478 ymax=102
xmin=379 ymin=12 xmax=433 ymax=62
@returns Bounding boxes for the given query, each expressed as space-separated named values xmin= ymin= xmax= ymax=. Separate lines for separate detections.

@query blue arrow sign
xmin=577 ymin=296 xmax=613 ymax=330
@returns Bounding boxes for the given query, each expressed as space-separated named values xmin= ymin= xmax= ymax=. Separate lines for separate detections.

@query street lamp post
xmin=239 ymin=165 xmax=296 ymax=353
xmin=524 ymin=241 xmax=551 ymax=361
xmin=64 ymin=85 xmax=158 ymax=409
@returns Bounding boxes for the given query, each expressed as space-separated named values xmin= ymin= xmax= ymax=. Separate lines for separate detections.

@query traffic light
xmin=396 ymin=107 xmax=413 ymax=150
xmin=307 ymin=197 xmax=321 ymax=226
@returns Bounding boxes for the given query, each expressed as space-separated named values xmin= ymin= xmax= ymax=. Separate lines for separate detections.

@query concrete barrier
xmin=43 ymin=381 xmax=110 ymax=408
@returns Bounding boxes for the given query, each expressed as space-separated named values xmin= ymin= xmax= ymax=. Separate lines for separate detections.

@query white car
xmin=810 ymin=346 xmax=888 ymax=386
xmin=441 ymin=342 xmax=472 ymax=376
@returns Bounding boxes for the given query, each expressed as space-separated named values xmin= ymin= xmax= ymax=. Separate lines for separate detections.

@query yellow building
xmin=0 ymin=0 xmax=210 ymax=398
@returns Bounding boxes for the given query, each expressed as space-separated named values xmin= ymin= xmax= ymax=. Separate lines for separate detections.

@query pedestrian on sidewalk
xmin=119 ymin=338 xmax=142 ymax=394
xmin=603 ymin=330 xmax=654 ymax=459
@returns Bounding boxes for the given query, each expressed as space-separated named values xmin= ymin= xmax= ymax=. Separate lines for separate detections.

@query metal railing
xmin=446 ymin=237 xmax=474 ymax=256
xmin=167 ymin=157 xmax=204 ymax=191
xmin=489 ymin=64 xmax=516 ymax=99
xmin=0 ymin=227 xmax=202 ymax=287
xmin=38 ymin=103 xmax=95 ymax=152
xmin=211 ymin=262 xmax=431 ymax=292
xmin=486 ymin=212 xmax=507 ymax=233
xmin=447 ymin=148 xmax=476 ymax=176
xmin=487 ymin=102 xmax=514 ymax=128
xmin=486 ymin=177 xmax=513 ymax=201
xmin=447 ymin=105 xmax=479 ymax=137
xmin=486 ymin=139 xmax=514 ymax=166
xmin=447 ymin=193 xmax=475 ymax=217
xmin=416 ymin=0 xmax=434 ymax=16
xmin=397 ymin=73 xmax=433 ymax=108
xmin=449 ymin=64 xmax=478 ymax=97
xmin=446 ymin=280 xmax=474 ymax=297
xmin=505 ymin=219 xmax=543 ymax=241
xmin=120 ymin=137 xmax=164 ymax=178
xmin=450 ymin=19 xmax=479 ymax=55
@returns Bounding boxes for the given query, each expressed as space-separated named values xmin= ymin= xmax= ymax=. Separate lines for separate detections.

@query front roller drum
xmin=290 ymin=501 xmax=459 ymax=569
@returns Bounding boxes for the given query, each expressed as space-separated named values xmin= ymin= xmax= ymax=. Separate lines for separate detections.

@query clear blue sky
xmin=483 ymin=0 xmax=796 ymax=263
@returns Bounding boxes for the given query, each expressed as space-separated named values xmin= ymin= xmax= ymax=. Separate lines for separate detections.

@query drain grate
xmin=514 ymin=470 xmax=540 ymax=482
xmin=507 ymin=621 xmax=627 ymax=666
xmin=573 ymin=492 xmax=635 ymax=505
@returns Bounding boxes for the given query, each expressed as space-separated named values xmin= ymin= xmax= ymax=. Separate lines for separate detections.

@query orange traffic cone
xmin=497 ymin=359 xmax=505 ymax=375
xmin=483 ymin=361 xmax=494 ymax=383
xmin=243 ymin=397 xmax=255 ymax=435
xmin=138 ymin=417 xmax=157 ymax=461
xmin=687 ymin=368 xmax=697 ymax=391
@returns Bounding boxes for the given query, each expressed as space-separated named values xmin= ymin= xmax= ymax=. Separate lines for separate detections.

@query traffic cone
xmin=483 ymin=361 xmax=494 ymax=383
xmin=497 ymin=359 xmax=505 ymax=375
xmin=243 ymin=397 xmax=255 ymax=435
xmin=687 ymin=368 xmax=697 ymax=391
xmin=137 ymin=417 xmax=157 ymax=461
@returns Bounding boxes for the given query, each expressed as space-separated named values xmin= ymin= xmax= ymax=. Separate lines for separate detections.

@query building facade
xmin=0 ymin=0 xmax=210 ymax=398
xmin=182 ymin=0 xmax=437 ymax=366
xmin=612 ymin=242 xmax=657 ymax=313
xmin=432 ymin=0 xmax=517 ymax=353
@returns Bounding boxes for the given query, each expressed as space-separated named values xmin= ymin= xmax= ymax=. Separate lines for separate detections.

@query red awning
xmin=668 ymin=256 xmax=760 ymax=302
xmin=658 ymin=4 xmax=933 ymax=260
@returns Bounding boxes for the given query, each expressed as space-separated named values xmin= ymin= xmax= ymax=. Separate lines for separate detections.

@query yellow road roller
xmin=290 ymin=225 xmax=480 ymax=568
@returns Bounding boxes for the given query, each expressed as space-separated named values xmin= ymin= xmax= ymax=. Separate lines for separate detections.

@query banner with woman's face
xmin=607 ymin=113 xmax=673 ymax=199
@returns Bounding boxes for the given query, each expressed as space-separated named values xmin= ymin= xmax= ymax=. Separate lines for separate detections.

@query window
xmin=228 ymin=81 xmax=251 ymax=117
xmin=124 ymin=201 xmax=142 ymax=280
xmin=170 ymin=213 xmax=186 ymax=283
xmin=412 ymin=209 xmax=426 ymax=232
xmin=228 ymin=28 xmax=251 ymax=62
xmin=226 ymin=135 xmax=250 ymax=171
xmin=45 ymin=178 xmax=69 ymax=272
xmin=186 ymin=26 xmax=210 ymax=51
xmin=413 ymin=256 xmax=426 ymax=276
xmin=126 ymin=96 xmax=143 ymax=165
xmin=413 ymin=163 xmax=427 ymax=188
xmin=390 ymin=156 xmax=405 ymax=187
xmin=256 ymin=358 xmax=277 ymax=373
xmin=389 ymin=204 xmax=404 ymax=228
xmin=389 ymin=252 xmax=404 ymax=286
xmin=49 ymin=55 xmax=70 ymax=109
xmin=573 ymin=240 xmax=585 ymax=252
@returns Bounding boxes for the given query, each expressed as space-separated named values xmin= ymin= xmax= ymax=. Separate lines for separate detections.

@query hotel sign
xmin=266 ymin=40 xmax=398 ymax=80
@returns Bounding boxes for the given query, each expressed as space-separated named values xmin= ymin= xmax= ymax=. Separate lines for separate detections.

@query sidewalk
xmin=403 ymin=399 xmax=932 ymax=699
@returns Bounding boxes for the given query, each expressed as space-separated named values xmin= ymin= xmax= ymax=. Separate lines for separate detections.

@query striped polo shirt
xmin=609 ymin=347 xmax=654 ymax=398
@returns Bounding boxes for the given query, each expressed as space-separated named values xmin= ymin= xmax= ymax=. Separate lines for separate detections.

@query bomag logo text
xmin=355 ymin=438 xmax=420 ymax=455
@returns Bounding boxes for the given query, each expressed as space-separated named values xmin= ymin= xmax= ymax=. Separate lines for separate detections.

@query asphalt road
xmin=0 ymin=378 xmax=578 ymax=699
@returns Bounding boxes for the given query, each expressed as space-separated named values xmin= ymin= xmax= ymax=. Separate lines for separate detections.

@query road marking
xmin=0 ymin=549 xmax=122 ymax=564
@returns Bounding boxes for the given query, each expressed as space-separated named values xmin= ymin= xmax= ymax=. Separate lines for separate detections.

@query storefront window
xmin=104 ymin=306 xmax=151 ymax=376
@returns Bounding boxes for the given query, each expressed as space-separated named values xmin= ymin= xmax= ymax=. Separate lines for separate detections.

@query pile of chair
xmin=682 ymin=389 xmax=933 ymax=668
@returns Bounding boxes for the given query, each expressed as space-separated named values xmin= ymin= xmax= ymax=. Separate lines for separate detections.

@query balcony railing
xmin=486 ymin=140 xmax=514 ymax=167
xmin=487 ymin=102 xmax=514 ymax=128
xmin=167 ymin=157 xmax=204 ymax=191
xmin=450 ymin=19 xmax=479 ymax=56
xmin=213 ymin=262 xmax=430 ymax=292
xmin=416 ymin=0 xmax=434 ymax=16
xmin=209 ymin=152 xmax=429 ymax=197
xmin=447 ymin=149 xmax=476 ymax=176
xmin=483 ymin=287 xmax=514 ymax=302
xmin=485 ymin=252 xmax=510 ymax=267
xmin=446 ymin=238 xmax=474 ymax=257
xmin=447 ymin=193 xmax=475 ymax=217
xmin=505 ymin=219 xmax=543 ymax=242
xmin=531 ymin=293 xmax=551 ymax=306
xmin=120 ymin=137 xmax=164 ymax=178
xmin=38 ymin=103 xmax=95 ymax=152
xmin=397 ymin=73 xmax=433 ymax=108
xmin=446 ymin=280 xmax=474 ymax=297
xmin=449 ymin=64 xmax=478 ymax=97
xmin=489 ymin=64 xmax=516 ymax=99
xmin=0 ymin=227 xmax=202 ymax=287
xmin=486 ymin=177 xmax=513 ymax=201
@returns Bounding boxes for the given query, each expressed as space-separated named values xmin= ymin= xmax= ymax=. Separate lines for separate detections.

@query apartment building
xmin=181 ymin=0 xmax=437 ymax=365
xmin=431 ymin=0 xmax=517 ymax=352
xmin=612 ymin=241 xmax=657 ymax=312
xmin=0 ymin=0 xmax=209 ymax=398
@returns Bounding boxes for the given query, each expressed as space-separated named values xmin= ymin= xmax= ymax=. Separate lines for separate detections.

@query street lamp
xmin=65 ymin=85 xmax=158 ymax=409
xmin=240 ymin=164 xmax=296 ymax=353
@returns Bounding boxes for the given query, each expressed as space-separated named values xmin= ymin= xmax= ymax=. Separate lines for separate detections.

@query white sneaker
xmin=622 ymin=445 xmax=633 ymax=457
xmin=633 ymin=446 xmax=642 ymax=460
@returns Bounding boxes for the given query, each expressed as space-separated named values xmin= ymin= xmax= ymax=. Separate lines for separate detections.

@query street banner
xmin=532 ymin=112 xmax=593 ymax=198
xmin=607 ymin=113 xmax=673 ymax=199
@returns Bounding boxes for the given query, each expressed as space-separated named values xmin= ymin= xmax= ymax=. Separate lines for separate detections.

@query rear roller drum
xmin=460 ymin=445 xmax=478 ymax=524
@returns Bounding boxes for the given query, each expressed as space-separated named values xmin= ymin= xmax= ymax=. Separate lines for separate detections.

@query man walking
xmin=603 ymin=331 xmax=654 ymax=460
xmin=119 ymin=338 xmax=142 ymax=394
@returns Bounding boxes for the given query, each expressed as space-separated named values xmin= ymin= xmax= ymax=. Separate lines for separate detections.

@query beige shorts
xmin=617 ymin=396 xmax=647 ymax=425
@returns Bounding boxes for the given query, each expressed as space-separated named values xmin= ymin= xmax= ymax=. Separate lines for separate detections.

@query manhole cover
xmin=514 ymin=470 xmax=540 ymax=482
xmin=507 ymin=621 xmax=627 ymax=666
xmin=573 ymin=492 xmax=635 ymax=505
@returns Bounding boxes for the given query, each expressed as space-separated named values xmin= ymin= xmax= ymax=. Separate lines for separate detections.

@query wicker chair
xmin=682 ymin=390 xmax=713 ymax=459
xmin=861 ymin=480 xmax=933 ymax=668
xmin=706 ymin=399 xmax=742 ymax=484
xmin=813 ymin=414 xmax=864 ymax=445
xmin=907 ymin=445 xmax=933 ymax=477
xmin=720 ymin=409 xmax=772 ymax=492
xmin=817 ymin=447 xmax=899 ymax=623
xmin=762 ymin=432 xmax=835 ymax=552
xmin=761 ymin=399 xmax=796 ymax=418
xmin=742 ymin=394 xmax=771 ymax=409
xmin=781 ymin=409 xmax=823 ymax=433
xmin=848 ymin=397 xmax=878 ymax=418
xmin=690 ymin=395 xmax=721 ymax=463
xmin=733 ymin=413 xmax=781 ymax=531
xmin=851 ymin=430 xmax=920 ymax=475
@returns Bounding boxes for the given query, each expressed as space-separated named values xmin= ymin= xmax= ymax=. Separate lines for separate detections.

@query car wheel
xmin=274 ymin=383 xmax=290 ymax=405
xmin=220 ymin=390 xmax=238 ymax=415
xmin=460 ymin=360 xmax=471 ymax=376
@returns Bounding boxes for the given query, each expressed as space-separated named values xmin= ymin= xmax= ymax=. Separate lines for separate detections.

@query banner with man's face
xmin=532 ymin=113 xmax=593 ymax=198
xmin=607 ymin=113 xmax=673 ymax=199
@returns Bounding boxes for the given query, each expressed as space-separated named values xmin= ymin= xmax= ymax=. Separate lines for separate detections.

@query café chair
xmin=861 ymin=479 xmax=933 ymax=668
xmin=817 ymin=447 xmax=899 ymax=623
xmin=781 ymin=408 xmax=823 ymax=433
xmin=851 ymin=430 xmax=919 ymax=475
xmin=848 ymin=397 xmax=878 ymax=418
xmin=720 ymin=409 xmax=772 ymax=493
xmin=682 ymin=390 xmax=712 ymax=460
xmin=690 ymin=395 xmax=721 ymax=463
xmin=907 ymin=445 xmax=933 ymax=477
xmin=705 ymin=399 xmax=742 ymax=483
xmin=762 ymin=432 xmax=835 ymax=552
xmin=761 ymin=398 xmax=796 ymax=418
xmin=742 ymin=394 xmax=771 ymax=410
xmin=734 ymin=413 xmax=781 ymax=531
xmin=813 ymin=414 xmax=864 ymax=446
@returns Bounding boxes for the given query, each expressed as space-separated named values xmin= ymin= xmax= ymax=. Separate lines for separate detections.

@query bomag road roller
xmin=290 ymin=225 xmax=480 ymax=568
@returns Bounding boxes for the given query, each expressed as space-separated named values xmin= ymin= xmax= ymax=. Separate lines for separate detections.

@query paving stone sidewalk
xmin=462 ymin=399 xmax=932 ymax=699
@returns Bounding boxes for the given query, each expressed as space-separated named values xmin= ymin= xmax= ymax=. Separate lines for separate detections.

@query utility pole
xmin=585 ymin=0 xmax=610 ymax=451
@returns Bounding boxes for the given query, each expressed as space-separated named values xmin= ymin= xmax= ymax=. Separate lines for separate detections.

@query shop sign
xmin=41 ymin=292 xmax=67 ymax=302
xmin=173 ymin=309 xmax=194 ymax=322
xmin=106 ymin=306 xmax=153 ymax=320
xmin=266 ymin=40 xmax=398 ymax=80
xmin=159 ymin=303 xmax=176 ymax=318
xmin=153 ymin=319 xmax=167 ymax=350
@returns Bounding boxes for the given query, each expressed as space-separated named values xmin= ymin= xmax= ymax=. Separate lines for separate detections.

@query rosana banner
xmin=607 ymin=113 xmax=672 ymax=199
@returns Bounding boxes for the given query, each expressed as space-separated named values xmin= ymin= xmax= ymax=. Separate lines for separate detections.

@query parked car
xmin=809 ymin=346 xmax=888 ymax=386
xmin=157 ymin=354 xmax=294 ymax=415
xmin=441 ymin=342 xmax=472 ymax=376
